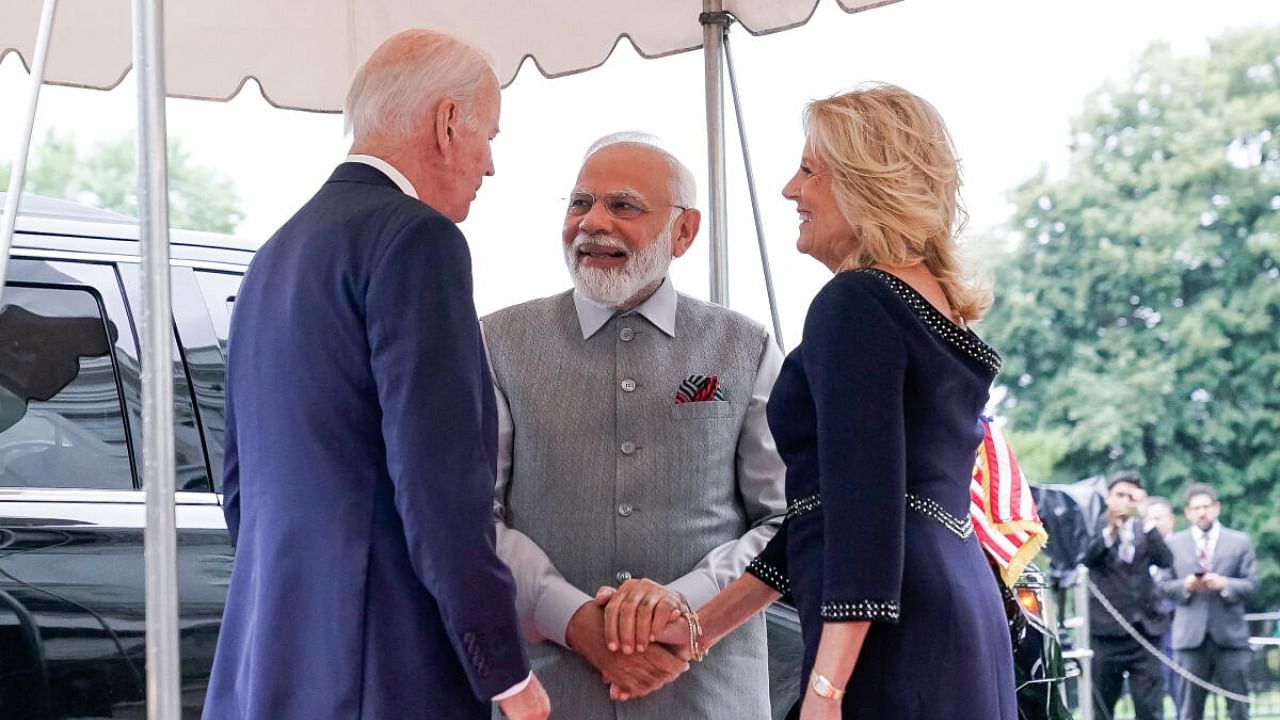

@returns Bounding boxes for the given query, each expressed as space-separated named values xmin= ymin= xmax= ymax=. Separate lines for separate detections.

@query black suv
xmin=1 ymin=195 xmax=246 ymax=719
xmin=0 ymin=194 xmax=1068 ymax=720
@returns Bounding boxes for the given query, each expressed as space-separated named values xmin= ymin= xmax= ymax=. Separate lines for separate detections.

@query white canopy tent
xmin=0 ymin=1 xmax=899 ymax=716
xmin=2 ymin=0 xmax=897 ymax=310
xmin=1 ymin=0 xmax=895 ymax=107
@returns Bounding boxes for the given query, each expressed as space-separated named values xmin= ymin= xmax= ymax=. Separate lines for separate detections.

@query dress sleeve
xmin=804 ymin=276 xmax=908 ymax=623
xmin=745 ymin=519 xmax=790 ymax=594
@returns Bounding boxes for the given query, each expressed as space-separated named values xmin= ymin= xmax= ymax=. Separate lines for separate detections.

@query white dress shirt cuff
xmin=491 ymin=672 xmax=533 ymax=702
xmin=666 ymin=572 xmax=721 ymax=611
xmin=535 ymin=581 xmax=594 ymax=648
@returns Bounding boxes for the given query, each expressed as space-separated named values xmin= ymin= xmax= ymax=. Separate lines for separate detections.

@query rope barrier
xmin=1085 ymin=578 xmax=1252 ymax=704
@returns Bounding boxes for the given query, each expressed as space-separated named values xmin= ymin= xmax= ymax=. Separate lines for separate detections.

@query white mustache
xmin=564 ymin=226 xmax=673 ymax=308
xmin=570 ymin=233 xmax=631 ymax=258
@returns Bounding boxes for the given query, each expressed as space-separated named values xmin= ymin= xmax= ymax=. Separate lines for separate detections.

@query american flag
xmin=970 ymin=418 xmax=1049 ymax=587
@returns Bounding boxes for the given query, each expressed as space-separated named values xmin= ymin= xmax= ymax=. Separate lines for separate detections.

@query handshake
xmin=565 ymin=578 xmax=705 ymax=702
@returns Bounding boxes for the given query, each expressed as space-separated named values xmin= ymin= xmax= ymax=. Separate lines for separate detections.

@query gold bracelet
xmin=684 ymin=606 xmax=707 ymax=662
xmin=674 ymin=592 xmax=707 ymax=662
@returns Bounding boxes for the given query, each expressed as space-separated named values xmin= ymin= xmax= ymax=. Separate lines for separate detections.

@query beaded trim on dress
xmin=820 ymin=598 xmax=902 ymax=623
xmin=853 ymin=268 xmax=1002 ymax=373
xmin=789 ymin=491 xmax=971 ymax=540
xmin=906 ymin=493 xmax=973 ymax=541
xmin=745 ymin=556 xmax=791 ymax=594
xmin=786 ymin=493 xmax=822 ymax=520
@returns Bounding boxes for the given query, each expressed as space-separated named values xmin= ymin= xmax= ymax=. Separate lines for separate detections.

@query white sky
xmin=1 ymin=0 xmax=1273 ymax=343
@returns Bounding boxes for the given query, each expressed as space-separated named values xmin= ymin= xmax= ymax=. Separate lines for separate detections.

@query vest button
xmin=620 ymin=379 xmax=637 ymax=392
xmin=620 ymin=327 xmax=635 ymax=341
xmin=620 ymin=441 xmax=636 ymax=455
xmin=617 ymin=503 xmax=633 ymax=517
xmin=616 ymin=570 xmax=632 ymax=583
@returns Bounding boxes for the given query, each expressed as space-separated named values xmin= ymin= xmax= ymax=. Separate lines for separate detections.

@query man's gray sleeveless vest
xmin=485 ymin=290 xmax=771 ymax=720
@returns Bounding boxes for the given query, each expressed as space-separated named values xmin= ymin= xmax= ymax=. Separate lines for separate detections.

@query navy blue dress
xmin=747 ymin=268 xmax=1016 ymax=719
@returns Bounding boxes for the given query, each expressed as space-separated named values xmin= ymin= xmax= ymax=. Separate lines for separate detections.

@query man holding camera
xmin=1159 ymin=483 xmax=1257 ymax=720
xmin=1083 ymin=470 xmax=1173 ymax=720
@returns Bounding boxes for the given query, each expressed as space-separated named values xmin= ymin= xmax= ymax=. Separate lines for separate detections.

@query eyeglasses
xmin=565 ymin=191 xmax=689 ymax=220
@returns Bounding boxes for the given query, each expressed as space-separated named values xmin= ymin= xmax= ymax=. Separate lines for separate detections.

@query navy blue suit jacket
xmin=204 ymin=163 xmax=529 ymax=719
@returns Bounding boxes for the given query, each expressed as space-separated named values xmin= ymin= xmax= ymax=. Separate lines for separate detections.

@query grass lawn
xmin=1088 ymin=687 xmax=1280 ymax=719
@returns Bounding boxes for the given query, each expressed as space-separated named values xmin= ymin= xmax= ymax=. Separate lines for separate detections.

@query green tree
xmin=982 ymin=25 xmax=1280 ymax=608
xmin=2 ymin=128 xmax=243 ymax=233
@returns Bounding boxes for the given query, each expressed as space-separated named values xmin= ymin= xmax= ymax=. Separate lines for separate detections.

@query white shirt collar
xmin=572 ymin=276 xmax=677 ymax=340
xmin=1193 ymin=522 xmax=1221 ymax=545
xmin=345 ymin=154 xmax=418 ymax=199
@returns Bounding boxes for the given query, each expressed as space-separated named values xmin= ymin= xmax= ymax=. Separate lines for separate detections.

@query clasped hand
xmin=566 ymin=579 xmax=693 ymax=702
xmin=1184 ymin=572 xmax=1228 ymax=593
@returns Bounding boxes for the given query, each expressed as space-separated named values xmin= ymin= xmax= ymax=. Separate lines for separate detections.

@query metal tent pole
xmin=133 ymin=0 xmax=181 ymax=717
xmin=1075 ymin=566 xmax=1094 ymax=720
xmin=701 ymin=2 xmax=729 ymax=306
xmin=0 ymin=0 xmax=59 ymax=303
xmin=721 ymin=28 xmax=784 ymax=351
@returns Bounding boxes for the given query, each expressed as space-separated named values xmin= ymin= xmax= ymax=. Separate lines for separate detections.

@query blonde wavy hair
xmin=805 ymin=83 xmax=992 ymax=322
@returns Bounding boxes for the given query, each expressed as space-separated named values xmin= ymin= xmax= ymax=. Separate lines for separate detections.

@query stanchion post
xmin=1076 ymin=565 xmax=1094 ymax=720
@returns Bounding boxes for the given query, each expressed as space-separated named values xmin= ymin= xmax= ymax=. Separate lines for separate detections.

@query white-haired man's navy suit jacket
xmin=204 ymin=162 xmax=530 ymax=719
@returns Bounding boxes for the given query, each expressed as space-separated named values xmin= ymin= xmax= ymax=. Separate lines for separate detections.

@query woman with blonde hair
xmin=599 ymin=84 xmax=1017 ymax=719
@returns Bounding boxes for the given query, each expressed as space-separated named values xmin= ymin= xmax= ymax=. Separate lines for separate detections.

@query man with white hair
xmin=205 ymin=29 xmax=548 ymax=720
xmin=483 ymin=133 xmax=786 ymax=718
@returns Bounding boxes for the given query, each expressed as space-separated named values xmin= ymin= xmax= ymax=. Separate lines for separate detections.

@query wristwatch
xmin=810 ymin=671 xmax=846 ymax=701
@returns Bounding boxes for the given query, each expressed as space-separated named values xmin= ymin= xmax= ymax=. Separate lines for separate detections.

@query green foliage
xmin=1 ymin=128 xmax=243 ymax=233
xmin=1003 ymin=427 xmax=1072 ymax=485
xmin=981 ymin=26 xmax=1280 ymax=608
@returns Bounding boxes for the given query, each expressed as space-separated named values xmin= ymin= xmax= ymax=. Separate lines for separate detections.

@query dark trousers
xmin=1161 ymin=629 xmax=1181 ymax=718
xmin=1092 ymin=633 xmax=1166 ymax=720
xmin=1176 ymin=637 xmax=1251 ymax=720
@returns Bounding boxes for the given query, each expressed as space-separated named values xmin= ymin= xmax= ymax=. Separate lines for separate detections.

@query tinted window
xmin=174 ymin=269 xmax=243 ymax=492
xmin=192 ymin=272 xmax=241 ymax=482
xmin=0 ymin=282 xmax=133 ymax=488
xmin=194 ymin=271 xmax=239 ymax=357
xmin=167 ymin=322 xmax=212 ymax=492
xmin=116 ymin=264 xmax=214 ymax=492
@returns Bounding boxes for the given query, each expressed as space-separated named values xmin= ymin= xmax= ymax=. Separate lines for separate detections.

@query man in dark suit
xmin=1159 ymin=483 xmax=1256 ymax=720
xmin=203 ymin=29 xmax=549 ymax=720
xmin=1083 ymin=471 xmax=1173 ymax=720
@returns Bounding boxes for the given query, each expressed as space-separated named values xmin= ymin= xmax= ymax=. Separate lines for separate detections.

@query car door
xmin=119 ymin=263 xmax=236 ymax=718
xmin=0 ymin=254 xmax=231 ymax=720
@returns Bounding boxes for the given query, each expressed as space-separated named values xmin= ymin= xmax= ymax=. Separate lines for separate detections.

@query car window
xmin=175 ymin=269 xmax=244 ymax=493
xmin=116 ymin=264 xmax=214 ymax=492
xmin=194 ymin=271 xmax=240 ymax=358
xmin=193 ymin=272 xmax=241 ymax=493
xmin=170 ymin=328 xmax=214 ymax=492
xmin=0 ymin=273 xmax=134 ymax=489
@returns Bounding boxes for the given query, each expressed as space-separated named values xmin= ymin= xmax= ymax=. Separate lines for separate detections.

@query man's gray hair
xmin=344 ymin=29 xmax=495 ymax=142
xmin=584 ymin=132 xmax=697 ymax=209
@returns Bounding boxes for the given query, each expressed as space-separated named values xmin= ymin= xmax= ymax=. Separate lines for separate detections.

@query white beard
xmin=564 ymin=227 xmax=673 ymax=308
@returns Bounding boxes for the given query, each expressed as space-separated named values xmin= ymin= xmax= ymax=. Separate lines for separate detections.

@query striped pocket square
xmin=675 ymin=374 xmax=725 ymax=404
